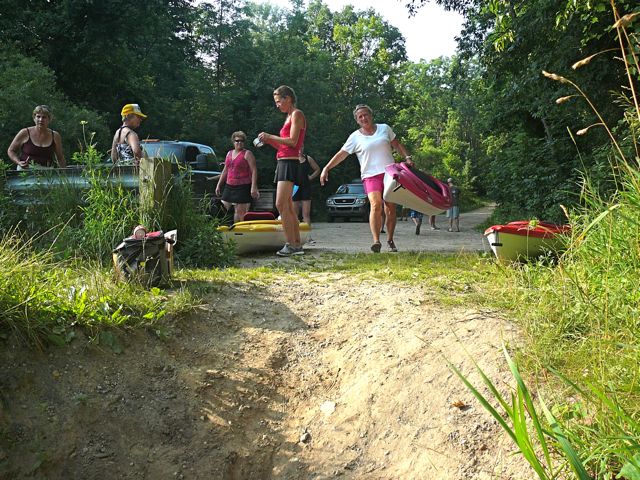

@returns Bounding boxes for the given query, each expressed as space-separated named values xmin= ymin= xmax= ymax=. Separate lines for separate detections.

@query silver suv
xmin=326 ymin=182 xmax=369 ymax=222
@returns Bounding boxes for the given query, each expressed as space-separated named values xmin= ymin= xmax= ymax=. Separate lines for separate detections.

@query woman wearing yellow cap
xmin=111 ymin=103 xmax=147 ymax=165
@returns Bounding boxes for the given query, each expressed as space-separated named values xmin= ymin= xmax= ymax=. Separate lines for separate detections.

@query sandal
xmin=387 ymin=240 xmax=398 ymax=252
xmin=371 ymin=241 xmax=382 ymax=253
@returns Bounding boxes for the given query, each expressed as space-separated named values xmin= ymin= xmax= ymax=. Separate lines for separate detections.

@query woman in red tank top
xmin=7 ymin=105 xmax=66 ymax=169
xmin=215 ymin=131 xmax=260 ymax=223
xmin=257 ymin=85 xmax=307 ymax=257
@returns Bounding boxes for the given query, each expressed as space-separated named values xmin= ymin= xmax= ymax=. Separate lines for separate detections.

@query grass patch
xmin=0 ymin=230 xmax=202 ymax=348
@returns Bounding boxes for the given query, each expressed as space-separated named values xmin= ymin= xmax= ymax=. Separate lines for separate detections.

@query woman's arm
xmin=7 ymin=128 xmax=29 ymax=167
xmin=320 ymin=150 xmax=349 ymax=185
xmin=110 ymin=132 xmax=118 ymax=163
xmin=390 ymin=138 xmax=413 ymax=166
xmin=245 ymin=150 xmax=260 ymax=199
xmin=127 ymin=130 xmax=143 ymax=163
xmin=306 ymin=155 xmax=321 ymax=181
xmin=53 ymin=131 xmax=66 ymax=167
xmin=215 ymin=163 xmax=229 ymax=197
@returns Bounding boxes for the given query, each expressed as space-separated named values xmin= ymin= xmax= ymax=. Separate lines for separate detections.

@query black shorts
xmin=222 ymin=183 xmax=251 ymax=204
xmin=292 ymin=183 xmax=312 ymax=201
xmin=275 ymin=159 xmax=302 ymax=184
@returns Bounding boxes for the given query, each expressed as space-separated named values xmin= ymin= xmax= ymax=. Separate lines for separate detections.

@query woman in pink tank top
xmin=7 ymin=105 xmax=66 ymax=170
xmin=257 ymin=85 xmax=307 ymax=257
xmin=215 ymin=131 xmax=259 ymax=223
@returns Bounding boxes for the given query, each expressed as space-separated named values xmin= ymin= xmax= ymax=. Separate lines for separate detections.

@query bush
xmin=0 ymin=47 xmax=110 ymax=164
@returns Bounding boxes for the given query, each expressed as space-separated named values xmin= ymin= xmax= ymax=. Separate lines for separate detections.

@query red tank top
xmin=225 ymin=149 xmax=252 ymax=185
xmin=20 ymin=127 xmax=57 ymax=167
xmin=277 ymin=113 xmax=306 ymax=159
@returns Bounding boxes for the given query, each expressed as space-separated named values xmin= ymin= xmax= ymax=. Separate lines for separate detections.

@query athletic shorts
xmin=275 ymin=159 xmax=302 ymax=184
xmin=292 ymin=183 xmax=311 ymax=201
xmin=222 ymin=183 xmax=251 ymax=204
xmin=447 ymin=206 xmax=460 ymax=218
xmin=409 ymin=210 xmax=423 ymax=219
xmin=362 ymin=173 xmax=385 ymax=194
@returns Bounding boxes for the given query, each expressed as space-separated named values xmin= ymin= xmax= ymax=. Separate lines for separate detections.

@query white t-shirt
xmin=341 ymin=123 xmax=396 ymax=179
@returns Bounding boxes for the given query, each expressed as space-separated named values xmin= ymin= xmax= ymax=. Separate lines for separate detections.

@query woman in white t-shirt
xmin=320 ymin=104 xmax=413 ymax=253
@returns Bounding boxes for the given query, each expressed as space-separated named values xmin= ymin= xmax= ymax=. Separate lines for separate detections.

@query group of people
xmin=7 ymin=103 xmax=149 ymax=170
xmin=7 ymin=93 xmax=461 ymax=257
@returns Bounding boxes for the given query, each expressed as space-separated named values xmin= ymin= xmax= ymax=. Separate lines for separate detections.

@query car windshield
xmin=336 ymin=183 xmax=364 ymax=194
xmin=142 ymin=143 xmax=182 ymax=160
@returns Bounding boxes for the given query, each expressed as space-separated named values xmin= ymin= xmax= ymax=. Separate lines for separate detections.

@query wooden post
xmin=139 ymin=157 xmax=172 ymax=220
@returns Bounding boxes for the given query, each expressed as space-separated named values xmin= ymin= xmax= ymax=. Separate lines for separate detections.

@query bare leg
xmin=234 ymin=202 xmax=250 ymax=223
xmin=368 ymin=191 xmax=384 ymax=243
xmin=294 ymin=200 xmax=302 ymax=221
xmin=275 ymin=181 xmax=301 ymax=247
xmin=301 ymin=200 xmax=312 ymax=225
xmin=384 ymin=202 xmax=397 ymax=241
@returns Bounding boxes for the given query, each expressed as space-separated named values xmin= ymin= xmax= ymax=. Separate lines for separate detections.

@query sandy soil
xmin=0 ymin=207 xmax=533 ymax=479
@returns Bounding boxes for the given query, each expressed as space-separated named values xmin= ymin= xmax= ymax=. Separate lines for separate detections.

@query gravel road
xmin=304 ymin=205 xmax=494 ymax=255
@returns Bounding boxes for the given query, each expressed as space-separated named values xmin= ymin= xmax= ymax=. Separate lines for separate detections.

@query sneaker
xmin=431 ymin=226 xmax=440 ymax=230
xmin=387 ymin=240 xmax=398 ymax=252
xmin=371 ymin=241 xmax=382 ymax=253
xmin=277 ymin=244 xmax=305 ymax=256
xmin=306 ymin=238 xmax=316 ymax=246
xmin=276 ymin=244 xmax=294 ymax=256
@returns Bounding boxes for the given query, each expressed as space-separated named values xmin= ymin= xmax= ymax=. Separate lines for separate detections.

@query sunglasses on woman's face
xmin=234 ymin=139 xmax=244 ymax=143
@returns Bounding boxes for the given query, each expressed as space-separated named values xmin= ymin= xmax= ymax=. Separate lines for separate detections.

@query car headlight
xmin=354 ymin=198 xmax=366 ymax=205
xmin=326 ymin=199 xmax=334 ymax=205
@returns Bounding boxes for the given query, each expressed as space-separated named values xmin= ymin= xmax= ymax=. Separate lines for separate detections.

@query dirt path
xmin=0 ymin=206 xmax=532 ymax=479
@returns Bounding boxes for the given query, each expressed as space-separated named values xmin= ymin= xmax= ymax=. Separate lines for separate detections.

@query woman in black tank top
xmin=7 ymin=105 xmax=66 ymax=169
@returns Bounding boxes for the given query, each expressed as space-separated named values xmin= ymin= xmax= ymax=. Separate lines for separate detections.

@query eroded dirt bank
xmin=1 ymin=271 xmax=530 ymax=479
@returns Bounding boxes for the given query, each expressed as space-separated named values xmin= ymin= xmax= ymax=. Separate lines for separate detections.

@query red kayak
xmin=484 ymin=221 xmax=571 ymax=261
xmin=383 ymin=163 xmax=451 ymax=215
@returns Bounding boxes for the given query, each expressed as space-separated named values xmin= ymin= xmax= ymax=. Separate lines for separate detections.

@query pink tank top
xmin=277 ymin=114 xmax=306 ymax=159
xmin=225 ymin=149 xmax=252 ymax=185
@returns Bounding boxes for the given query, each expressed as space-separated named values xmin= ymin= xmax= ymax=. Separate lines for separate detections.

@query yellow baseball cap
xmin=120 ymin=103 xmax=147 ymax=118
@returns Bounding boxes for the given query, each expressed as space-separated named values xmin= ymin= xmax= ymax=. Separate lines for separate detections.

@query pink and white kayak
xmin=383 ymin=163 xmax=451 ymax=215
xmin=484 ymin=221 xmax=571 ymax=262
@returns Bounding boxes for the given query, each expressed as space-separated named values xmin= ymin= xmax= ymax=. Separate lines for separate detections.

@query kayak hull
xmin=383 ymin=163 xmax=451 ymax=215
xmin=483 ymin=221 xmax=570 ymax=262
xmin=218 ymin=220 xmax=311 ymax=254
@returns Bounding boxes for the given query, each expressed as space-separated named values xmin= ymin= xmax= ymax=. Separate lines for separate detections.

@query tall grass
xmin=0 ymin=229 xmax=196 ymax=348
xmin=455 ymin=3 xmax=640 ymax=478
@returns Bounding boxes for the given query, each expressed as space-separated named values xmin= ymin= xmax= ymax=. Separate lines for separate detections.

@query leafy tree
xmin=0 ymin=47 xmax=108 ymax=164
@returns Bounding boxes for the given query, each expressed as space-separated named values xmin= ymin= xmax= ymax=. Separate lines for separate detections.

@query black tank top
xmin=20 ymin=127 xmax=56 ymax=167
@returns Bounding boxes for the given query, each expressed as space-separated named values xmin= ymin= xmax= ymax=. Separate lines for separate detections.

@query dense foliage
xmin=2 ymin=0 xmax=638 ymax=221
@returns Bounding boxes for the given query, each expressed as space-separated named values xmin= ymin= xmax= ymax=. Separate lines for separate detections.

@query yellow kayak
xmin=218 ymin=220 xmax=311 ymax=254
